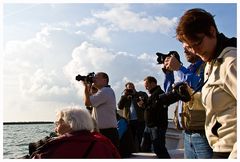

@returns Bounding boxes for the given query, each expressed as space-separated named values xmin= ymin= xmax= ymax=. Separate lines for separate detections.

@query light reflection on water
xmin=3 ymin=124 xmax=54 ymax=159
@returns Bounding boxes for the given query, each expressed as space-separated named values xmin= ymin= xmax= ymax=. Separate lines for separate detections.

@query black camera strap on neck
xmin=191 ymin=78 xmax=208 ymax=96
xmin=191 ymin=58 xmax=220 ymax=96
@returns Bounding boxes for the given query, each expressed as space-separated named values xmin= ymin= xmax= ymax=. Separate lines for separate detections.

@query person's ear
xmin=210 ymin=26 xmax=217 ymax=38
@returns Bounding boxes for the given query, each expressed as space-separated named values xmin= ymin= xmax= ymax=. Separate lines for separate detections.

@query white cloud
xmin=93 ymin=5 xmax=177 ymax=34
xmin=3 ymin=5 xmax=175 ymax=122
xmin=63 ymin=41 xmax=162 ymax=100
xmin=64 ymin=41 xmax=116 ymax=88
xmin=76 ymin=18 xmax=97 ymax=27
xmin=75 ymin=30 xmax=86 ymax=35
xmin=4 ymin=25 xmax=63 ymax=60
xmin=92 ymin=26 xmax=111 ymax=43
xmin=57 ymin=21 xmax=72 ymax=28
xmin=20 ymin=69 xmax=70 ymax=99
xmin=4 ymin=25 xmax=74 ymax=102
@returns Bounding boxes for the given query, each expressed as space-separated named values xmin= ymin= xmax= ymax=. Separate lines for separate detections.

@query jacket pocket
xmin=211 ymin=120 xmax=222 ymax=137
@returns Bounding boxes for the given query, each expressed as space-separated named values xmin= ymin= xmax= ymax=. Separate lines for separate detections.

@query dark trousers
xmin=141 ymin=126 xmax=170 ymax=158
xmin=100 ymin=128 xmax=120 ymax=150
xmin=129 ymin=120 xmax=145 ymax=151
xmin=212 ymin=152 xmax=230 ymax=159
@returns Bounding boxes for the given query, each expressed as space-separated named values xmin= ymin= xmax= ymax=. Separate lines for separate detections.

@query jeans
xmin=141 ymin=126 xmax=170 ymax=158
xmin=184 ymin=130 xmax=213 ymax=159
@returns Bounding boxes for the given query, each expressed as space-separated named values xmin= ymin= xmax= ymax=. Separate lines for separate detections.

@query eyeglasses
xmin=188 ymin=36 xmax=205 ymax=49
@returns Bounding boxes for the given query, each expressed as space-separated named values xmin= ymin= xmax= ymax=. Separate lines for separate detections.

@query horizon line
xmin=3 ymin=121 xmax=54 ymax=125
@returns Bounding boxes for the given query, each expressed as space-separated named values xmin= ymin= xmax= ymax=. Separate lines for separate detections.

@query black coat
xmin=118 ymin=91 xmax=148 ymax=122
xmin=144 ymin=86 xmax=169 ymax=129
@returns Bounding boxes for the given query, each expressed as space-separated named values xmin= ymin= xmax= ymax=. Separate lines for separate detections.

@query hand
xmin=173 ymin=82 xmax=191 ymax=102
xmin=137 ymin=100 xmax=144 ymax=108
xmin=165 ymin=55 xmax=181 ymax=71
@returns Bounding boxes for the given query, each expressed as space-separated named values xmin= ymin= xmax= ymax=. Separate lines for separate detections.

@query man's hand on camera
xmin=124 ymin=89 xmax=134 ymax=99
xmin=173 ymin=82 xmax=191 ymax=102
xmin=81 ymin=79 xmax=92 ymax=94
xmin=165 ymin=55 xmax=181 ymax=71
xmin=162 ymin=56 xmax=173 ymax=73
xmin=137 ymin=99 xmax=144 ymax=108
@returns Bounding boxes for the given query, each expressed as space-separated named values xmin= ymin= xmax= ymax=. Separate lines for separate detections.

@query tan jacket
xmin=202 ymin=47 xmax=237 ymax=158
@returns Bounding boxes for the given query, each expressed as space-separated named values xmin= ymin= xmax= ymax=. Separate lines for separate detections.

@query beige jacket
xmin=202 ymin=47 xmax=237 ymax=158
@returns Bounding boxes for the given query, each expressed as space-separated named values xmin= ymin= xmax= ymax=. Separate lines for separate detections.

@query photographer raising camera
xmin=79 ymin=72 xmax=119 ymax=150
xmin=162 ymin=48 xmax=213 ymax=158
xmin=118 ymin=82 xmax=148 ymax=152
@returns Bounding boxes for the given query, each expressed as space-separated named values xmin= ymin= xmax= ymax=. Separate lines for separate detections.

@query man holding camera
xmin=163 ymin=48 xmax=213 ymax=158
xmin=140 ymin=76 xmax=171 ymax=158
xmin=118 ymin=82 xmax=148 ymax=152
xmin=81 ymin=72 xmax=119 ymax=150
xmin=138 ymin=75 xmax=191 ymax=158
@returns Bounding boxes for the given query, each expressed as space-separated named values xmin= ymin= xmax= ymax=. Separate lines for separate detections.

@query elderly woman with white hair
xmin=31 ymin=107 xmax=120 ymax=158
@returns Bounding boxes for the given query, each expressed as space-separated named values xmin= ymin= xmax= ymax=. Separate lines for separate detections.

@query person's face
xmin=93 ymin=73 xmax=106 ymax=88
xmin=183 ymin=43 xmax=200 ymax=63
xmin=54 ymin=117 xmax=72 ymax=136
xmin=183 ymin=27 xmax=217 ymax=62
xmin=126 ymin=83 xmax=135 ymax=91
xmin=144 ymin=80 xmax=156 ymax=93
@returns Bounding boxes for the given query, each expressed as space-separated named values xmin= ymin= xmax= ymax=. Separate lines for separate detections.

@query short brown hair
xmin=176 ymin=8 xmax=218 ymax=42
xmin=144 ymin=76 xmax=157 ymax=84
xmin=125 ymin=82 xmax=134 ymax=88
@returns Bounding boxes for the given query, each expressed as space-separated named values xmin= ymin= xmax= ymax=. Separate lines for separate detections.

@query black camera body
xmin=136 ymin=95 xmax=146 ymax=103
xmin=158 ymin=82 xmax=191 ymax=106
xmin=76 ymin=72 xmax=95 ymax=84
xmin=156 ymin=51 xmax=181 ymax=64
xmin=125 ymin=89 xmax=134 ymax=95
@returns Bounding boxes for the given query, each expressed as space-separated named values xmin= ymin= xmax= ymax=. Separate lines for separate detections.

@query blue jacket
xmin=164 ymin=60 xmax=205 ymax=93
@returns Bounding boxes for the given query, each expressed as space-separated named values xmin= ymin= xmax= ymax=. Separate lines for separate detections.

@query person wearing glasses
xmin=176 ymin=8 xmax=236 ymax=159
xmin=163 ymin=48 xmax=212 ymax=159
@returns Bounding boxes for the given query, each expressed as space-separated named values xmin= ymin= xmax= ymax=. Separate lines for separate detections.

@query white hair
xmin=57 ymin=107 xmax=94 ymax=131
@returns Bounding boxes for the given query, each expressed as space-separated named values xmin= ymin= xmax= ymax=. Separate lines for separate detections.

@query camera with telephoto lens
xmin=156 ymin=51 xmax=181 ymax=64
xmin=76 ymin=72 xmax=95 ymax=84
xmin=158 ymin=82 xmax=191 ymax=105
xmin=171 ymin=82 xmax=191 ymax=102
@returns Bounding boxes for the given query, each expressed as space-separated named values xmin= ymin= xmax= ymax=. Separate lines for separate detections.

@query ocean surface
xmin=3 ymin=123 xmax=55 ymax=159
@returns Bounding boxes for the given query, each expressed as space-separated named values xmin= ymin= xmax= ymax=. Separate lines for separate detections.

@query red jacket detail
xmin=32 ymin=130 xmax=120 ymax=158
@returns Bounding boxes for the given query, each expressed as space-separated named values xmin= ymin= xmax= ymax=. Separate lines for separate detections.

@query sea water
xmin=3 ymin=123 xmax=54 ymax=159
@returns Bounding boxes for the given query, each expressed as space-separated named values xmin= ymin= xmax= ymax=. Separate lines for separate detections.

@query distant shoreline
xmin=3 ymin=121 xmax=54 ymax=125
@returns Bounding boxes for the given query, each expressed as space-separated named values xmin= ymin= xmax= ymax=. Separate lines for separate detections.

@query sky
xmin=1 ymin=1 xmax=237 ymax=122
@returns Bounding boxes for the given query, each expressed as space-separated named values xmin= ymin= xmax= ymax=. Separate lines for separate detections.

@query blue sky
xmin=2 ymin=2 xmax=237 ymax=122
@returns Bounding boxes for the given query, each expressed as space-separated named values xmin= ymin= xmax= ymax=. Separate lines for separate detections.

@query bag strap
xmin=191 ymin=78 xmax=208 ymax=96
xmin=191 ymin=59 xmax=218 ymax=96
xmin=82 ymin=140 xmax=96 ymax=158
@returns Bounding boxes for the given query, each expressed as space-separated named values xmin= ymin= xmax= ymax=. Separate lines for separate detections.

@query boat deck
xmin=129 ymin=119 xmax=185 ymax=159
xmin=130 ymin=149 xmax=184 ymax=159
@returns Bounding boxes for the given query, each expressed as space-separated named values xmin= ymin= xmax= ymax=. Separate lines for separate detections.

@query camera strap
xmin=191 ymin=58 xmax=219 ymax=96
xmin=191 ymin=78 xmax=208 ymax=96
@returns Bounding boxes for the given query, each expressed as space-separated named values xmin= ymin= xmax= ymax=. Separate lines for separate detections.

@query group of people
xmin=25 ymin=8 xmax=236 ymax=159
